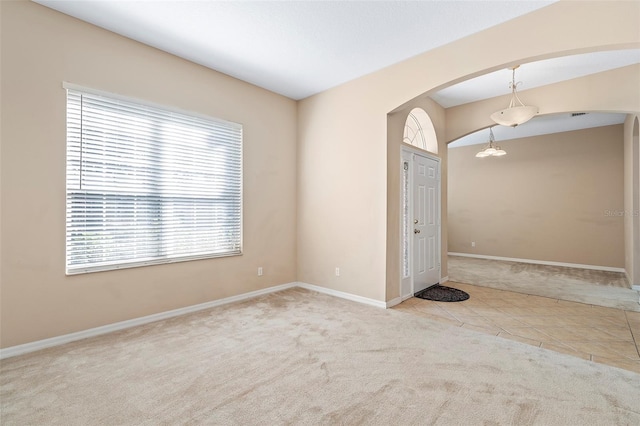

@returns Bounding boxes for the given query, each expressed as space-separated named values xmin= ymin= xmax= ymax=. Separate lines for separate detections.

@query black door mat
xmin=415 ymin=285 xmax=470 ymax=302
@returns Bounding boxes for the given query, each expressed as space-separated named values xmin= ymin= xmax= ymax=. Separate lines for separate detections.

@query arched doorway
xmin=400 ymin=108 xmax=441 ymax=300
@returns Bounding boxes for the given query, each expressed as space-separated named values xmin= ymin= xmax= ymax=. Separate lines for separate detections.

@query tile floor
xmin=394 ymin=281 xmax=640 ymax=374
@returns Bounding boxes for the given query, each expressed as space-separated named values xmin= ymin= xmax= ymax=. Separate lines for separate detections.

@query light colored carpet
xmin=449 ymin=255 xmax=640 ymax=312
xmin=1 ymin=287 xmax=639 ymax=425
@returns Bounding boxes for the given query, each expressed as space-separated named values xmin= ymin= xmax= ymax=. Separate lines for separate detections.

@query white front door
xmin=413 ymin=153 xmax=440 ymax=294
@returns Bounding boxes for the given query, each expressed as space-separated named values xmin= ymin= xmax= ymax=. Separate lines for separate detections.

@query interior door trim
xmin=400 ymin=145 xmax=441 ymax=300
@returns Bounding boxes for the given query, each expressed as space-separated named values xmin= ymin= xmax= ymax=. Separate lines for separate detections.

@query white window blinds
xmin=65 ymin=85 xmax=242 ymax=274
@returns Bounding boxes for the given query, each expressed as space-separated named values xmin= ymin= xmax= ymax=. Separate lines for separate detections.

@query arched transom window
xmin=403 ymin=108 xmax=438 ymax=154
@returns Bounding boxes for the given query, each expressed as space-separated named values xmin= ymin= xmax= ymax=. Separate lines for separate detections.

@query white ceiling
xmin=432 ymin=50 xmax=640 ymax=109
xmin=36 ymin=0 xmax=555 ymax=100
xmin=35 ymin=0 xmax=639 ymax=141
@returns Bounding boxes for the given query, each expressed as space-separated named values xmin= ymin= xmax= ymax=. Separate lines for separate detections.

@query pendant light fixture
xmin=476 ymin=127 xmax=506 ymax=158
xmin=490 ymin=65 xmax=538 ymax=127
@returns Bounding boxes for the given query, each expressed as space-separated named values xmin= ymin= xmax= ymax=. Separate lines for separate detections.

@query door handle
xmin=414 ymin=229 xmax=421 ymax=234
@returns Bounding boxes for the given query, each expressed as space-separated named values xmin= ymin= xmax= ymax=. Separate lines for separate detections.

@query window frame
xmin=64 ymin=82 xmax=243 ymax=275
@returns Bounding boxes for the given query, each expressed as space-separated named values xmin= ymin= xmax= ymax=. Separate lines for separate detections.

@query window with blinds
xmin=65 ymin=84 xmax=242 ymax=274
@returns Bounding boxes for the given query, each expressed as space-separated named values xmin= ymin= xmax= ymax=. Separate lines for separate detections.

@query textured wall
xmin=2 ymin=0 xmax=639 ymax=348
xmin=448 ymin=125 xmax=625 ymax=268
xmin=297 ymin=1 xmax=639 ymax=302
xmin=0 ymin=1 xmax=298 ymax=347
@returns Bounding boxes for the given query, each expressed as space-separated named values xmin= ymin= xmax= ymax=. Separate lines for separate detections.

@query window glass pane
xmin=402 ymin=161 xmax=410 ymax=278
xmin=66 ymin=87 xmax=242 ymax=274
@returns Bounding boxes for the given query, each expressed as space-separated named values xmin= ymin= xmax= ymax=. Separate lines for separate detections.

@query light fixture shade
xmin=483 ymin=147 xmax=497 ymax=155
xmin=476 ymin=127 xmax=506 ymax=158
xmin=490 ymin=105 xmax=538 ymax=127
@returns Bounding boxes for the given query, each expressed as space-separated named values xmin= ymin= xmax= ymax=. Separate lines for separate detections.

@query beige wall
xmin=2 ymin=0 xmax=640 ymax=349
xmin=0 ymin=1 xmax=297 ymax=348
xmin=624 ymin=115 xmax=640 ymax=285
xmin=298 ymin=1 xmax=640 ymax=303
xmin=297 ymin=83 xmax=388 ymax=301
xmin=448 ymin=125 xmax=625 ymax=268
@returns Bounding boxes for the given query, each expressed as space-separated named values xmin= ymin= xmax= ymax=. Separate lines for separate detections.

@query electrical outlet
xmin=335 ymin=267 xmax=340 ymax=277
xmin=258 ymin=267 xmax=263 ymax=276
xmin=471 ymin=242 xmax=476 ymax=248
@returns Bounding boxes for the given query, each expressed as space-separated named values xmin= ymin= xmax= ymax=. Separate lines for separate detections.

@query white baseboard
xmin=296 ymin=282 xmax=387 ymax=309
xmin=385 ymin=297 xmax=403 ymax=308
xmin=448 ymin=252 xmax=625 ymax=273
xmin=0 ymin=282 xmax=298 ymax=360
xmin=0 ymin=282 xmax=392 ymax=359
xmin=624 ymin=270 xmax=640 ymax=291
xmin=440 ymin=276 xmax=449 ymax=284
